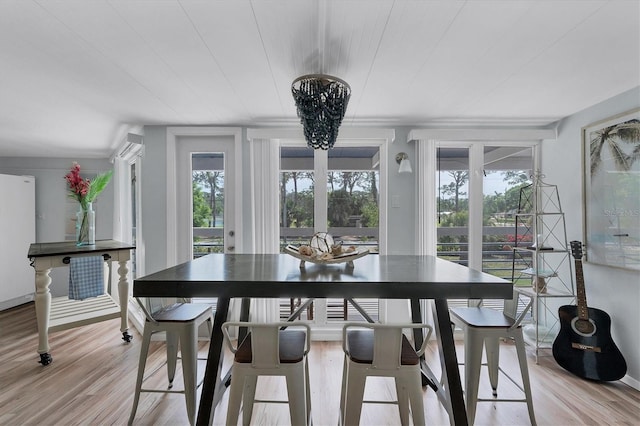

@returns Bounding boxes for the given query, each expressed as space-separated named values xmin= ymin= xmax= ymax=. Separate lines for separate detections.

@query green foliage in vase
xmin=64 ymin=162 xmax=113 ymax=209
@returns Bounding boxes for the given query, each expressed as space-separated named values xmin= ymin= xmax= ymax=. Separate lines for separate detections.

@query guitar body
xmin=553 ymin=304 xmax=627 ymax=381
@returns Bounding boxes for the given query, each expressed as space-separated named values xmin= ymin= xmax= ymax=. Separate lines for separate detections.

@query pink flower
xmin=64 ymin=162 xmax=113 ymax=208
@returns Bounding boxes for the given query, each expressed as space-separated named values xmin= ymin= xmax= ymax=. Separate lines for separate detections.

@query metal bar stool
xmin=339 ymin=322 xmax=432 ymax=426
xmin=222 ymin=321 xmax=312 ymax=426
xmin=449 ymin=293 xmax=536 ymax=425
xmin=128 ymin=298 xmax=213 ymax=425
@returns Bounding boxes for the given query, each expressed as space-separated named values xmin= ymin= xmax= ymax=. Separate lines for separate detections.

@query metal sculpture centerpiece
xmin=291 ymin=74 xmax=351 ymax=150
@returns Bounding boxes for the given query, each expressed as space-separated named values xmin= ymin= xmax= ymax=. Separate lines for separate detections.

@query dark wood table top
xmin=28 ymin=240 xmax=135 ymax=258
xmin=134 ymin=253 xmax=512 ymax=300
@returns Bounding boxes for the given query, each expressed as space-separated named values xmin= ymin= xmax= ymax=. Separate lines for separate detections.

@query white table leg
xmin=34 ymin=267 xmax=53 ymax=365
xmin=117 ymin=260 xmax=132 ymax=342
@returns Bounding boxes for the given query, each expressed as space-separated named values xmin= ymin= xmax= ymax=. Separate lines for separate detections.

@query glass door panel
xmin=434 ymin=143 xmax=537 ymax=314
xmin=436 ymin=147 xmax=470 ymax=265
xmin=280 ymin=146 xmax=315 ymax=249
xmin=280 ymin=146 xmax=315 ymax=320
xmin=327 ymin=147 xmax=380 ymax=253
xmin=190 ymin=153 xmax=225 ymax=311
xmin=481 ymin=146 xmax=533 ymax=277
xmin=326 ymin=146 xmax=380 ymax=323
xmin=176 ymin=136 xmax=236 ymax=263
xmin=482 ymin=146 xmax=534 ymax=310
xmin=278 ymin=145 xmax=381 ymax=324
xmin=436 ymin=146 xmax=470 ymax=309
xmin=192 ymin=153 xmax=225 ymax=258
xmin=130 ymin=162 xmax=138 ymax=279
xmin=177 ymin=136 xmax=236 ymax=313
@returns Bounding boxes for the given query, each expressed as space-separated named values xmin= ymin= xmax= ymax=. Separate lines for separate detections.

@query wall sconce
xmin=396 ymin=152 xmax=412 ymax=174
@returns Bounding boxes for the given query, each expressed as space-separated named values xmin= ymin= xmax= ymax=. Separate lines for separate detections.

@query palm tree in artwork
xmin=589 ymin=118 xmax=640 ymax=177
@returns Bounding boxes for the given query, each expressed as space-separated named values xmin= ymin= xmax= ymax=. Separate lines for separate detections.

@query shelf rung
xmin=520 ymin=267 xmax=557 ymax=278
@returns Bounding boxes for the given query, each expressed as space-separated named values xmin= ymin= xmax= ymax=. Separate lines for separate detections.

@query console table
xmin=27 ymin=240 xmax=135 ymax=365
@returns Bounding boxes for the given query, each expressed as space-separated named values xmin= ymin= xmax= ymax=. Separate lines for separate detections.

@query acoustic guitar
xmin=552 ymin=241 xmax=627 ymax=381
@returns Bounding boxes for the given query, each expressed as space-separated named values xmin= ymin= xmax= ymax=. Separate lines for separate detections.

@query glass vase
xmin=76 ymin=202 xmax=95 ymax=246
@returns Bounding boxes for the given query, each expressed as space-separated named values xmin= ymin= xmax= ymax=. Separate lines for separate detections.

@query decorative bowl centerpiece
xmin=285 ymin=232 xmax=369 ymax=268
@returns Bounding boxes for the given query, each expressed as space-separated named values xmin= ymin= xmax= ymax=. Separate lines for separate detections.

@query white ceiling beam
xmin=408 ymin=128 xmax=557 ymax=142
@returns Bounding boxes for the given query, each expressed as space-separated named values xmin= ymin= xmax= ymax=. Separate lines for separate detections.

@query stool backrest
xmin=466 ymin=289 xmax=520 ymax=322
xmin=222 ymin=321 xmax=311 ymax=369
xmin=502 ymin=290 xmax=519 ymax=321
xmin=460 ymin=289 xmax=522 ymax=330
xmin=135 ymin=297 xmax=187 ymax=323
xmin=372 ymin=326 xmax=405 ymax=369
xmin=342 ymin=322 xmax=433 ymax=370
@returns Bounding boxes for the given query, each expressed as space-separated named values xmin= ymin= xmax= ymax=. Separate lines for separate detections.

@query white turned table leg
xmin=117 ymin=260 xmax=132 ymax=342
xmin=34 ymin=267 xmax=52 ymax=363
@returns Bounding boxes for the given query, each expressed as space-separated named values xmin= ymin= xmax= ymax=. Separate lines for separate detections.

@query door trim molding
xmin=166 ymin=127 xmax=243 ymax=266
xmin=247 ymin=126 xmax=395 ymax=142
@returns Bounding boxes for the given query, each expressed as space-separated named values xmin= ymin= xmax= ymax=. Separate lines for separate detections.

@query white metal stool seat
xmin=339 ymin=322 xmax=432 ymax=426
xmin=450 ymin=303 xmax=536 ymax=425
xmin=222 ymin=321 xmax=312 ymax=426
xmin=128 ymin=299 xmax=213 ymax=426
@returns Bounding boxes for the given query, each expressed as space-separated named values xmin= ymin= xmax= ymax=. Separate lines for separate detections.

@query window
xmin=280 ymin=146 xmax=315 ymax=248
xmin=279 ymin=143 xmax=382 ymax=328
xmin=327 ymin=148 xmax=380 ymax=254
xmin=111 ymin=144 xmax=144 ymax=326
xmin=435 ymin=143 xmax=535 ymax=311
xmin=436 ymin=147 xmax=470 ymax=267
xmin=130 ymin=162 xmax=138 ymax=278
xmin=481 ymin=145 xmax=534 ymax=279
xmin=192 ymin=153 xmax=225 ymax=258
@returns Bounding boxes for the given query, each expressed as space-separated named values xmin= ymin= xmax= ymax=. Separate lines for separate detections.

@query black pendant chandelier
xmin=291 ymin=74 xmax=351 ymax=150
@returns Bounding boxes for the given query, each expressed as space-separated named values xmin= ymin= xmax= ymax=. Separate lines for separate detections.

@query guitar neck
xmin=574 ymin=258 xmax=589 ymax=321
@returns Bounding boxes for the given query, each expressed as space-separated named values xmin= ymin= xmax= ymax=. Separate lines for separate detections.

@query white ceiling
xmin=1 ymin=0 xmax=638 ymax=158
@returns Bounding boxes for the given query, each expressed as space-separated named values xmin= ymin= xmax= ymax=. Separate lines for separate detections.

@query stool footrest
xmin=477 ymin=398 xmax=528 ymax=403
xmin=252 ymin=399 xmax=293 ymax=404
xmin=361 ymin=400 xmax=400 ymax=405
xmin=140 ymin=388 xmax=186 ymax=395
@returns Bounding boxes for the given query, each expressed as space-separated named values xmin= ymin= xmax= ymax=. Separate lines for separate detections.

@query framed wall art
xmin=582 ymin=108 xmax=640 ymax=270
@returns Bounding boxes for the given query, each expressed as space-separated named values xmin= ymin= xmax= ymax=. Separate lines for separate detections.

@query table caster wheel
xmin=39 ymin=353 xmax=52 ymax=366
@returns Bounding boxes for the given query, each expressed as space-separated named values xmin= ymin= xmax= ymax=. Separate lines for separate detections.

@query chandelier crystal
xmin=291 ymin=74 xmax=351 ymax=150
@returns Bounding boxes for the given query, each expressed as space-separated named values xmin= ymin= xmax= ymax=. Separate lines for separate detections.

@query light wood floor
xmin=1 ymin=302 xmax=638 ymax=425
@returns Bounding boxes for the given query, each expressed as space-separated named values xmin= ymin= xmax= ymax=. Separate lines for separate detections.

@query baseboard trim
xmin=0 ymin=293 xmax=34 ymax=312
xmin=620 ymin=374 xmax=640 ymax=391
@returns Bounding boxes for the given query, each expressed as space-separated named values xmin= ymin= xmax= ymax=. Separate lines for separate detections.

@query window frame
xmin=277 ymin=136 xmax=390 ymax=336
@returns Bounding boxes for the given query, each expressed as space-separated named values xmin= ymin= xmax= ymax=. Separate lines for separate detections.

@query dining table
xmin=133 ymin=253 xmax=513 ymax=426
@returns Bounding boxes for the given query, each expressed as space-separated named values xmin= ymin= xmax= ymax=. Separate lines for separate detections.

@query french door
xmin=174 ymin=134 xmax=240 ymax=314
xmin=176 ymin=135 xmax=238 ymax=263
xmin=435 ymin=142 xmax=537 ymax=311
xmin=279 ymin=140 xmax=386 ymax=338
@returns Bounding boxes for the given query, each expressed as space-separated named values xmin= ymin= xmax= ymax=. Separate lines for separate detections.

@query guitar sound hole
xmin=571 ymin=317 xmax=596 ymax=337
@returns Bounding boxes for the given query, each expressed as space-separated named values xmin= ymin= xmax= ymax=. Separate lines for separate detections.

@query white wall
xmin=542 ymin=86 xmax=640 ymax=388
xmin=0 ymin=157 xmax=114 ymax=297
xmin=1 ymin=87 xmax=637 ymax=387
xmin=140 ymin=108 xmax=639 ymax=387
xmin=139 ymin=125 xmax=418 ymax=275
xmin=388 ymin=127 xmax=417 ymax=254
xmin=140 ymin=107 xmax=640 ymax=388
xmin=137 ymin=126 xmax=168 ymax=275
xmin=0 ymin=174 xmax=35 ymax=310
